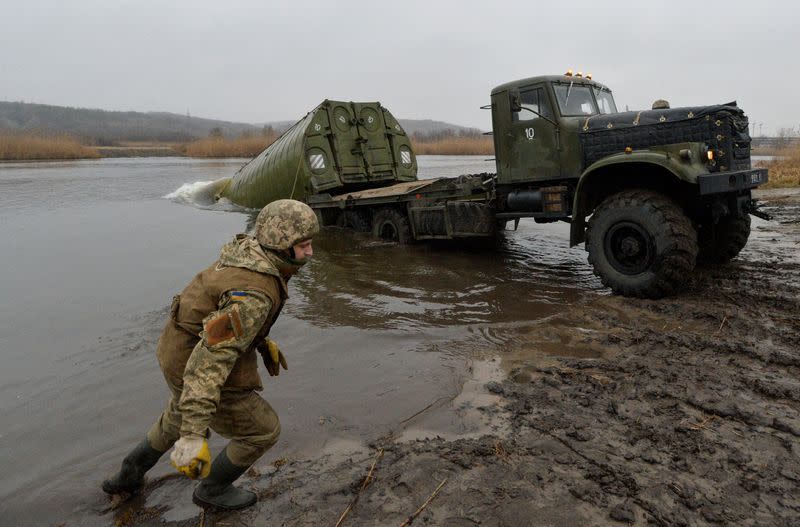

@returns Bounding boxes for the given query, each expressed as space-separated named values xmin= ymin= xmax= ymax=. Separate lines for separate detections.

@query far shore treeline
xmin=0 ymin=100 xmax=493 ymax=160
xmin=0 ymin=128 xmax=495 ymax=160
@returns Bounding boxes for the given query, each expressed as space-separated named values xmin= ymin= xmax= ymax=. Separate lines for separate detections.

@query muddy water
xmin=0 ymin=156 xmax=601 ymax=526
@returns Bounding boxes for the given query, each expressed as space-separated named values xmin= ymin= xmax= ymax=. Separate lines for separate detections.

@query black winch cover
xmin=580 ymin=102 xmax=741 ymax=133
xmin=579 ymin=103 xmax=751 ymax=171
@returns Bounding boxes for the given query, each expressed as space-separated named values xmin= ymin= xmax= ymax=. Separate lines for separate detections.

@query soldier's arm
xmin=178 ymin=290 xmax=272 ymax=438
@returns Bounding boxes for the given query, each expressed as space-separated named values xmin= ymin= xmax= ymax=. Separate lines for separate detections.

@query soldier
xmin=102 ymin=199 xmax=319 ymax=510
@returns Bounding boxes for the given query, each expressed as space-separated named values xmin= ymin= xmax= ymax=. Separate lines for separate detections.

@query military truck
xmin=212 ymin=74 xmax=767 ymax=298
xmin=307 ymin=72 xmax=768 ymax=298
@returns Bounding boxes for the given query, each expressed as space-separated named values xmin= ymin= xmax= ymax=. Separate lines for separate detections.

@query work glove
xmin=258 ymin=337 xmax=288 ymax=376
xmin=169 ymin=436 xmax=211 ymax=479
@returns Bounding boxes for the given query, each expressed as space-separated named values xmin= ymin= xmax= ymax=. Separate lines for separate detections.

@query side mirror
xmin=509 ymin=90 xmax=522 ymax=113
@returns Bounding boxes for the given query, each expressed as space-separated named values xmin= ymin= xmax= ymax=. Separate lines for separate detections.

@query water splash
xmin=164 ymin=178 xmax=252 ymax=212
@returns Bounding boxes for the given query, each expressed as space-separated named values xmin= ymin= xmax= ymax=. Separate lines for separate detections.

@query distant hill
xmin=0 ymin=101 xmax=260 ymax=144
xmin=398 ymin=119 xmax=483 ymax=137
xmin=0 ymin=101 xmax=481 ymax=145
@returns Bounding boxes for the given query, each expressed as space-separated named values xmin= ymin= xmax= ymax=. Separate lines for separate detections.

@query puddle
xmin=398 ymin=358 xmax=510 ymax=442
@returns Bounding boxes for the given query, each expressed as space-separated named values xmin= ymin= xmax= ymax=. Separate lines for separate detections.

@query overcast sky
xmin=1 ymin=0 xmax=796 ymax=135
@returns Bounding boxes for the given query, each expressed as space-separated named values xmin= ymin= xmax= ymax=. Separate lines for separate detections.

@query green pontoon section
xmin=217 ymin=100 xmax=417 ymax=208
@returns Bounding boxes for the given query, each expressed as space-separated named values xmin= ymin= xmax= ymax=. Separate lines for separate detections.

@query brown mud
xmin=108 ymin=189 xmax=799 ymax=526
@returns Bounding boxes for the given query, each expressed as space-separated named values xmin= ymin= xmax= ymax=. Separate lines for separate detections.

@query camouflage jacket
xmin=156 ymin=235 xmax=289 ymax=438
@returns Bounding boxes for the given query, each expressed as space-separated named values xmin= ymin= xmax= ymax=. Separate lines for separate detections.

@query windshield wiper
xmin=564 ymin=81 xmax=573 ymax=107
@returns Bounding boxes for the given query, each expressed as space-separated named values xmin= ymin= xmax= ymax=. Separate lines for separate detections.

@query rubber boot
xmin=102 ymin=438 xmax=165 ymax=495
xmin=192 ymin=448 xmax=257 ymax=510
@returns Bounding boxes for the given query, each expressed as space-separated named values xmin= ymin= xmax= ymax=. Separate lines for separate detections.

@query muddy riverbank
xmin=93 ymin=188 xmax=800 ymax=527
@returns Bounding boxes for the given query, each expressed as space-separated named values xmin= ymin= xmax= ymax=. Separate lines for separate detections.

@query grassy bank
xmin=177 ymin=133 xmax=277 ymax=158
xmin=411 ymin=135 xmax=494 ymax=155
xmin=0 ymin=132 xmax=100 ymax=160
xmin=94 ymin=146 xmax=182 ymax=158
xmin=757 ymin=145 xmax=800 ymax=188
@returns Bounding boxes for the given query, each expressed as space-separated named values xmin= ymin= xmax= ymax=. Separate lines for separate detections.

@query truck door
xmin=508 ymin=86 xmax=560 ymax=183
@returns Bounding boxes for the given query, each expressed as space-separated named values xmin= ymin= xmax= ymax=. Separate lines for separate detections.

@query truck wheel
xmin=372 ymin=208 xmax=412 ymax=244
xmin=586 ymin=190 xmax=698 ymax=298
xmin=697 ymin=214 xmax=751 ymax=266
xmin=335 ymin=210 xmax=371 ymax=232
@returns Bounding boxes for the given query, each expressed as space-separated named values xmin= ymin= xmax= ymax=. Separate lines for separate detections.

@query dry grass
xmin=179 ymin=133 xmax=278 ymax=158
xmin=412 ymin=136 xmax=494 ymax=155
xmin=0 ymin=131 xmax=99 ymax=160
xmin=757 ymin=145 xmax=800 ymax=188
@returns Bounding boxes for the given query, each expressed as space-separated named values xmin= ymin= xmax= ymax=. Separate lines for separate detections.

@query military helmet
xmin=255 ymin=199 xmax=319 ymax=251
xmin=652 ymin=99 xmax=671 ymax=110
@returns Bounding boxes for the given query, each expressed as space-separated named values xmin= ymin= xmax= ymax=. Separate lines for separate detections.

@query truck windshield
xmin=594 ymin=88 xmax=618 ymax=114
xmin=554 ymin=84 xmax=597 ymax=116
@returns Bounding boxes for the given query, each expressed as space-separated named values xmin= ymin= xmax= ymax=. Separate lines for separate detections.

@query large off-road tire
xmin=696 ymin=214 xmax=751 ymax=266
xmin=372 ymin=208 xmax=412 ymax=244
xmin=335 ymin=209 xmax=371 ymax=232
xmin=315 ymin=208 xmax=339 ymax=228
xmin=586 ymin=189 xmax=698 ymax=298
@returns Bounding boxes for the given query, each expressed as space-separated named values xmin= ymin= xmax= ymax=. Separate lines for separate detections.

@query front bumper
xmin=698 ymin=168 xmax=768 ymax=195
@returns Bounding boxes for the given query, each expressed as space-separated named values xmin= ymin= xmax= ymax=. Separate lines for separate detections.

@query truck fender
xmin=569 ymin=152 xmax=698 ymax=246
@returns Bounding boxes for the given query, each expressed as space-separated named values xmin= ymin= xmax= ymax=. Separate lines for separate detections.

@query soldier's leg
xmin=145 ymin=386 xmax=183 ymax=452
xmin=192 ymin=390 xmax=281 ymax=510
xmin=215 ymin=390 xmax=281 ymax=466
xmin=102 ymin=387 xmax=181 ymax=495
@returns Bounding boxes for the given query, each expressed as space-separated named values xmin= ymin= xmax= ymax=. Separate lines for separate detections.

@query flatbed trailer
xmin=307 ymin=174 xmax=499 ymax=242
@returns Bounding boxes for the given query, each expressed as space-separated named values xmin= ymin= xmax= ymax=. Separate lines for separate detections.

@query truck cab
xmin=491 ymin=73 xmax=616 ymax=185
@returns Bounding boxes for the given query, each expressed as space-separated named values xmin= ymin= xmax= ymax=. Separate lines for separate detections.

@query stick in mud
xmin=398 ymin=477 xmax=448 ymax=527
xmin=334 ymin=448 xmax=384 ymax=527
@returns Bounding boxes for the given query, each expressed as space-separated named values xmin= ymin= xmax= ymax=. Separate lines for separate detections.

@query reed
xmin=0 ymin=131 xmax=99 ymax=160
xmin=758 ymin=145 xmax=800 ymax=188
xmin=180 ymin=133 xmax=278 ymax=158
xmin=411 ymin=136 xmax=494 ymax=155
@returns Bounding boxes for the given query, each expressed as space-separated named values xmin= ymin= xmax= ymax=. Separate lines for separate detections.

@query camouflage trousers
xmin=146 ymin=379 xmax=281 ymax=467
